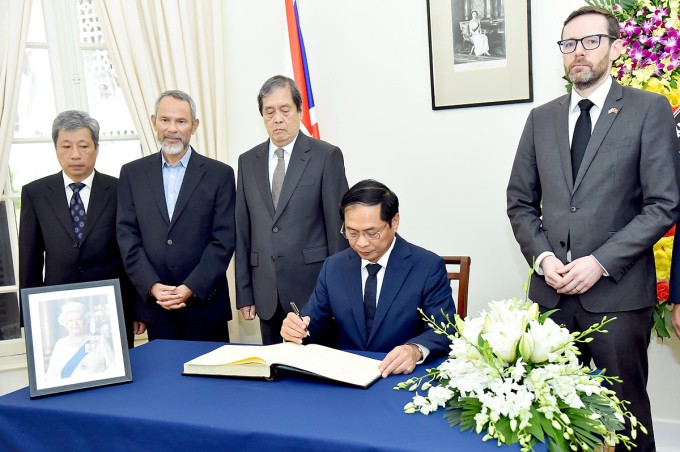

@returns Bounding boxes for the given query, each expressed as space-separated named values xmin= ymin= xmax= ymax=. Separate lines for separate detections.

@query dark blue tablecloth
xmin=0 ymin=340 xmax=540 ymax=451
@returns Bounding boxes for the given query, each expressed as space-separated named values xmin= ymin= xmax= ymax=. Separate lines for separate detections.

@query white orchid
xmin=397 ymin=298 xmax=640 ymax=451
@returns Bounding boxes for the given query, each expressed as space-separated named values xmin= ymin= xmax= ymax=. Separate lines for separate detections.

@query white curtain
xmin=0 ymin=0 xmax=32 ymax=194
xmin=93 ymin=0 xmax=252 ymax=342
xmin=93 ymin=0 xmax=229 ymax=162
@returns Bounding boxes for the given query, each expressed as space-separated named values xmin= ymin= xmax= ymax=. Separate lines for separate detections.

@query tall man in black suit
xmin=236 ymin=75 xmax=349 ymax=345
xmin=507 ymin=7 xmax=680 ymax=451
xmin=117 ymin=90 xmax=236 ymax=341
xmin=19 ymin=110 xmax=143 ymax=346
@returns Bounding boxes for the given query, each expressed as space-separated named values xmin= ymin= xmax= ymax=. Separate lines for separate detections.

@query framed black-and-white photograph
xmin=21 ymin=279 xmax=132 ymax=397
xmin=427 ymin=0 xmax=533 ymax=109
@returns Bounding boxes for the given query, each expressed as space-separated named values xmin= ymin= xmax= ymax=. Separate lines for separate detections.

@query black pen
xmin=290 ymin=302 xmax=310 ymax=337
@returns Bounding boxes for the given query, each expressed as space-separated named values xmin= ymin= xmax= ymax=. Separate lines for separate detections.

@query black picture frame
xmin=21 ymin=279 xmax=132 ymax=397
xmin=427 ymin=0 xmax=533 ymax=109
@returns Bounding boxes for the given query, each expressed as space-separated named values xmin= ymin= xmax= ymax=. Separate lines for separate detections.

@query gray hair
xmin=257 ymin=75 xmax=303 ymax=115
xmin=155 ymin=90 xmax=197 ymax=122
xmin=52 ymin=110 xmax=100 ymax=147
xmin=57 ymin=301 xmax=88 ymax=328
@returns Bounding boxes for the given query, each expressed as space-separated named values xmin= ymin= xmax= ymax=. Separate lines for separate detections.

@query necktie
xmin=271 ymin=148 xmax=285 ymax=209
xmin=571 ymin=99 xmax=595 ymax=182
xmin=69 ymin=183 xmax=86 ymax=242
xmin=364 ymin=263 xmax=382 ymax=335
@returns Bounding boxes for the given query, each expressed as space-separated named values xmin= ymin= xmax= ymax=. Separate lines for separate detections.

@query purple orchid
xmin=651 ymin=8 xmax=669 ymax=25
xmin=641 ymin=19 xmax=655 ymax=34
xmin=661 ymin=29 xmax=680 ymax=54
xmin=623 ymin=20 xmax=642 ymax=36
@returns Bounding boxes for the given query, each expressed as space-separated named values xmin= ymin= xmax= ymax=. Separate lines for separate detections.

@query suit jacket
xmin=235 ymin=132 xmax=349 ymax=320
xmin=301 ymin=235 xmax=455 ymax=357
xmin=19 ymin=171 xmax=136 ymax=340
xmin=117 ymin=149 xmax=236 ymax=324
xmin=507 ymin=80 xmax=680 ymax=312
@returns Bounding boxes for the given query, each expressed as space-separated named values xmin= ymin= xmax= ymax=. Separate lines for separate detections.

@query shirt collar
xmin=162 ymin=147 xmax=192 ymax=168
xmin=570 ymin=76 xmax=612 ymax=113
xmin=63 ymin=170 xmax=95 ymax=189
xmin=268 ymin=133 xmax=299 ymax=160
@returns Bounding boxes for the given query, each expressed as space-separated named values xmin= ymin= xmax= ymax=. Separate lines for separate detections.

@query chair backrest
xmin=441 ymin=256 xmax=471 ymax=319
xmin=459 ymin=20 xmax=471 ymax=40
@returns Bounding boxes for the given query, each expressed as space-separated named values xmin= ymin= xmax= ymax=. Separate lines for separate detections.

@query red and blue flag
xmin=285 ymin=0 xmax=320 ymax=138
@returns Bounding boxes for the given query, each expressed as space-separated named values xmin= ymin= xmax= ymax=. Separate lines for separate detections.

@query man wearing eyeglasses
xmin=281 ymin=180 xmax=455 ymax=377
xmin=507 ymin=7 xmax=680 ymax=451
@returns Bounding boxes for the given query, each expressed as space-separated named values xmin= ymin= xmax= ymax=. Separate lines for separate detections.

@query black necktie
xmin=571 ymin=99 xmax=595 ymax=182
xmin=364 ymin=263 xmax=381 ymax=335
xmin=69 ymin=183 xmax=86 ymax=242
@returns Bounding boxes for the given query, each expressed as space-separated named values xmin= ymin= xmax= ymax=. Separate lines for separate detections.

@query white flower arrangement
xmin=395 ymin=298 xmax=645 ymax=451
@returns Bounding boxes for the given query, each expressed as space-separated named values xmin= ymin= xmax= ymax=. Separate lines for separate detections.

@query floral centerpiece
xmin=587 ymin=0 xmax=679 ymax=337
xmin=396 ymin=298 xmax=644 ymax=451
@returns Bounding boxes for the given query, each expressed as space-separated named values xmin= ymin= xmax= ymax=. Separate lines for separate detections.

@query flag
xmin=285 ymin=0 xmax=320 ymax=138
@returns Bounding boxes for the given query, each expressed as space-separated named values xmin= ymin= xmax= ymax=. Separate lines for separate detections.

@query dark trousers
xmin=541 ymin=297 xmax=655 ymax=452
xmin=259 ymin=302 xmax=287 ymax=345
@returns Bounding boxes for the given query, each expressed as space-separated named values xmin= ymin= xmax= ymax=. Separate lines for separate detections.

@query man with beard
xmin=507 ymin=7 xmax=680 ymax=451
xmin=117 ymin=90 xmax=236 ymax=341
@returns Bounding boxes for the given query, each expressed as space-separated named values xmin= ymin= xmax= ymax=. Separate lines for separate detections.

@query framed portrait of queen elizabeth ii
xmin=427 ymin=0 xmax=532 ymax=109
xmin=21 ymin=279 xmax=132 ymax=397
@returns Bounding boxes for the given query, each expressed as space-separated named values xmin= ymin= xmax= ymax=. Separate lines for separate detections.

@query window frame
xmin=0 ymin=0 xmax=140 ymax=355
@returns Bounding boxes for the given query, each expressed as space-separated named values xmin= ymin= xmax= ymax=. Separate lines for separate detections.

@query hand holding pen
xmin=280 ymin=302 xmax=310 ymax=343
xmin=290 ymin=302 xmax=310 ymax=337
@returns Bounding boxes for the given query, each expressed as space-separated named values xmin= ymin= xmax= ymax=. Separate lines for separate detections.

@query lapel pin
xmin=608 ymin=107 xmax=619 ymax=114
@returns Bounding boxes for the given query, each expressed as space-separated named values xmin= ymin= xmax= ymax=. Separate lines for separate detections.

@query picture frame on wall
xmin=427 ymin=0 xmax=533 ymax=109
xmin=21 ymin=279 xmax=132 ymax=398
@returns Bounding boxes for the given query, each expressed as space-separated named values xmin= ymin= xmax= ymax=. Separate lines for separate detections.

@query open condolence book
xmin=183 ymin=342 xmax=383 ymax=388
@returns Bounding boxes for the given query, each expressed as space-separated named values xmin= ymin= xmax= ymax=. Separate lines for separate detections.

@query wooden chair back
xmin=441 ymin=256 xmax=471 ymax=319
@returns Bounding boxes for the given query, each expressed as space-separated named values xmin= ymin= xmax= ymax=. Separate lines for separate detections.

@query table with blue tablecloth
xmin=0 ymin=340 xmax=541 ymax=451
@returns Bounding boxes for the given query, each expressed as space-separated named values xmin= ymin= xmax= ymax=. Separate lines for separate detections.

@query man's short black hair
xmin=339 ymin=180 xmax=399 ymax=226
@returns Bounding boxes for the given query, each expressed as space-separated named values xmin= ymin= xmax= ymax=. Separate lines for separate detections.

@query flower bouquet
xmin=585 ymin=0 xmax=680 ymax=102
xmin=395 ymin=299 xmax=644 ymax=451
xmin=586 ymin=0 xmax=679 ymax=338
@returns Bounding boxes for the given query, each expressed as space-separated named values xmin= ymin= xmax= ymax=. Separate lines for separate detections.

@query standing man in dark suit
xmin=281 ymin=180 xmax=455 ymax=377
xmin=117 ymin=90 xmax=236 ymax=342
xmin=507 ymin=7 xmax=680 ymax=451
xmin=236 ymin=75 xmax=348 ymax=345
xmin=19 ymin=110 xmax=143 ymax=346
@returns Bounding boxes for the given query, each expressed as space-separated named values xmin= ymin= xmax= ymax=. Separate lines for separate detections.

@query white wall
xmin=221 ymin=0 xmax=680 ymax=439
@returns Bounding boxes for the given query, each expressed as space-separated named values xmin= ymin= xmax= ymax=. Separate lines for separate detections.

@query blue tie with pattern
xmin=69 ymin=183 xmax=86 ymax=242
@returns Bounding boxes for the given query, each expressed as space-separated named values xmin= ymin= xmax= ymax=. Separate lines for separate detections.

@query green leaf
xmin=569 ymin=423 xmax=603 ymax=447
xmin=652 ymin=303 xmax=671 ymax=339
xmin=538 ymin=309 xmax=559 ymax=323
xmin=527 ymin=406 xmax=547 ymax=442
xmin=458 ymin=399 xmax=482 ymax=432
xmin=495 ymin=418 xmax=519 ymax=445
xmin=539 ymin=413 xmax=569 ymax=451
xmin=443 ymin=407 xmax=463 ymax=427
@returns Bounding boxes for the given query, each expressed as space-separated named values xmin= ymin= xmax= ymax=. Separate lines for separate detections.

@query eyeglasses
xmin=340 ymin=222 xmax=388 ymax=241
xmin=557 ymin=34 xmax=618 ymax=54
